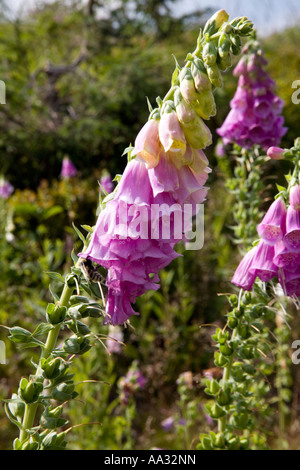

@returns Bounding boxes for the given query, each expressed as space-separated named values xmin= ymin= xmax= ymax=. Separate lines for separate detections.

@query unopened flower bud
xmin=41 ymin=357 xmax=62 ymax=379
xmin=193 ymin=90 xmax=216 ymax=120
xmin=19 ymin=378 xmax=43 ymax=404
xmin=179 ymin=68 xmax=199 ymax=105
xmin=132 ymin=118 xmax=161 ymax=169
xmin=267 ymin=146 xmax=285 ymax=160
xmin=191 ymin=58 xmax=212 ymax=93
xmin=181 ymin=114 xmax=212 ymax=149
xmin=203 ymin=9 xmax=229 ymax=36
xmin=206 ymin=64 xmax=223 ymax=88
xmin=158 ymin=109 xmax=186 ymax=156
xmin=202 ymin=41 xmax=218 ymax=66
xmin=46 ymin=303 xmax=67 ymax=325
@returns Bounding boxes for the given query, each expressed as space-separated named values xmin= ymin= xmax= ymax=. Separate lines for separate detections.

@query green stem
xmin=18 ymin=281 xmax=75 ymax=445
xmin=217 ymin=331 xmax=237 ymax=434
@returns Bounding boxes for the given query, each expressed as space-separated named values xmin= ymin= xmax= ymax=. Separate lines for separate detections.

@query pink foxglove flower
xmin=267 ymin=146 xmax=285 ymax=160
xmin=0 ymin=178 xmax=14 ymax=199
xmin=257 ymin=197 xmax=286 ymax=246
xmin=231 ymin=246 xmax=258 ymax=291
xmin=217 ymin=43 xmax=287 ymax=150
xmin=60 ymin=157 xmax=77 ymax=179
xmin=283 ymin=206 xmax=300 ymax=252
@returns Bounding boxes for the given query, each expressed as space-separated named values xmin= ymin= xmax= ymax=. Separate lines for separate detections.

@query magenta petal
xmin=231 ymin=246 xmax=258 ymax=291
xmin=257 ymin=198 xmax=286 ymax=245
xmin=273 ymin=240 xmax=300 ymax=272
xmin=284 ymin=206 xmax=300 ymax=252
xmin=249 ymin=241 xmax=277 ymax=282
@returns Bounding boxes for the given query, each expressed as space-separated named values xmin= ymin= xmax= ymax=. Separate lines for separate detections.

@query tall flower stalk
xmin=4 ymin=11 xmax=253 ymax=450
xmin=199 ymin=35 xmax=289 ymax=450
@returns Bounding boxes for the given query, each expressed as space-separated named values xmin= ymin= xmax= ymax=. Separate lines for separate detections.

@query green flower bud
xmin=238 ymin=324 xmax=251 ymax=340
xmin=180 ymin=112 xmax=212 ymax=149
xmin=206 ymin=64 xmax=223 ymax=88
xmin=191 ymin=58 xmax=212 ymax=93
xmin=214 ymin=433 xmax=225 ymax=449
xmin=179 ymin=68 xmax=199 ymax=105
xmin=218 ymin=33 xmax=231 ymax=58
xmin=41 ymin=431 xmax=67 ymax=450
xmin=205 ymin=378 xmax=220 ymax=396
xmin=217 ymin=389 xmax=232 ymax=406
xmin=9 ymin=326 xmax=33 ymax=344
xmin=8 ymin=393 xmax=25 ymax=421
xmin=19 ymin=378 xmax=43 ymax=404
xmin=52 ymin=382 xmax=78 ymax=402
xmin=20 ymin=440 xmax=39 ymax=451
xmin=214 ymin=352 xmax=228 ymax=368
xmin=227 ymin=436 xmax=240 ymax=450
xmin=193 ymin=90 xmax=216 ymax=120
xmin=46 ymin=303 xmax=67 ymax=325
xmin=218 ymin=54 xmax=232 ymax=72
xmin=41 ymin=406 xmax=68 ymax=430
xmin=210 ymin=403 xmax=226 ymax=419
xmin=199 ymin=435 xmax=213 ymax=450
xmin=203 ymin=9 xmax=229 ymax=36
xmin=228 ymin=316 xmax=238 ymax=329
xmin=230 ymin=35 xmax=242 ymax=55
xmin=219 ymin=343 xmax=233 ymax=357
xmin=63 ymin=335 xmax=91 ymax=355
xmin=202 ymin=41 xmax=218 ymax=66
xmin=40 ymin=357 xmax=62 ymax=380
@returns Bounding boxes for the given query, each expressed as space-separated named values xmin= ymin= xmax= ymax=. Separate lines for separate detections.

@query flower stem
xmin=18 ymin=281 xmax=75 ymax=444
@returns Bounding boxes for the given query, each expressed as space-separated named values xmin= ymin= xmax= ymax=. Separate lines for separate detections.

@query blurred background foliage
xmin=1 ymin=0 xmax=300 ymax=450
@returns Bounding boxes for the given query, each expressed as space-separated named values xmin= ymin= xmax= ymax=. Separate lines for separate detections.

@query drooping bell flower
xmin=231 ymin=246 xmax=258 ymax=291
xmin=279 ymin=268 xmax=300 ymax=297
xmin=283 ymin=206 xmax=300 ymax=252
xmin=289 ymin=185 xmax=300 ymax=211
xmin=256 ymin=197 xmax=286 ymax=246
xmin=273 ymin=240 xmax=300 ymax=273
xmin=0 ymin=178 xmax=14 ymax=199
xmin=60 ymin=157 xmax=77 ymax=179
xmin=248 ymin=240 xmax=277 ymax=282
xmin=217 ymin=40 xmax=287 ymax=150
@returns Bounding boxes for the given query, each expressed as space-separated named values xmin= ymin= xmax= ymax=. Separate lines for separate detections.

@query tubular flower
xmin=60 ymin=157 xmax=77 ymax=179
xmin=78 ymin=11 xmax=254 ymax=324
xmin=217 ymin=40 xmax=287 ymax=150
xmin=232 ymin=183 xmax=300 ymax=297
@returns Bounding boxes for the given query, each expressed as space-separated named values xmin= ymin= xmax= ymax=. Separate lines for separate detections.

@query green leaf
xmin=72 ymin=223 xmax=86 ymax=245
xmin=45 ymin=271 xmax=65 ymax=284
xmin=42 ymin=206 xmax=64 ymax=220
xmin=32 ymin=323 xmax=54 ymax=337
